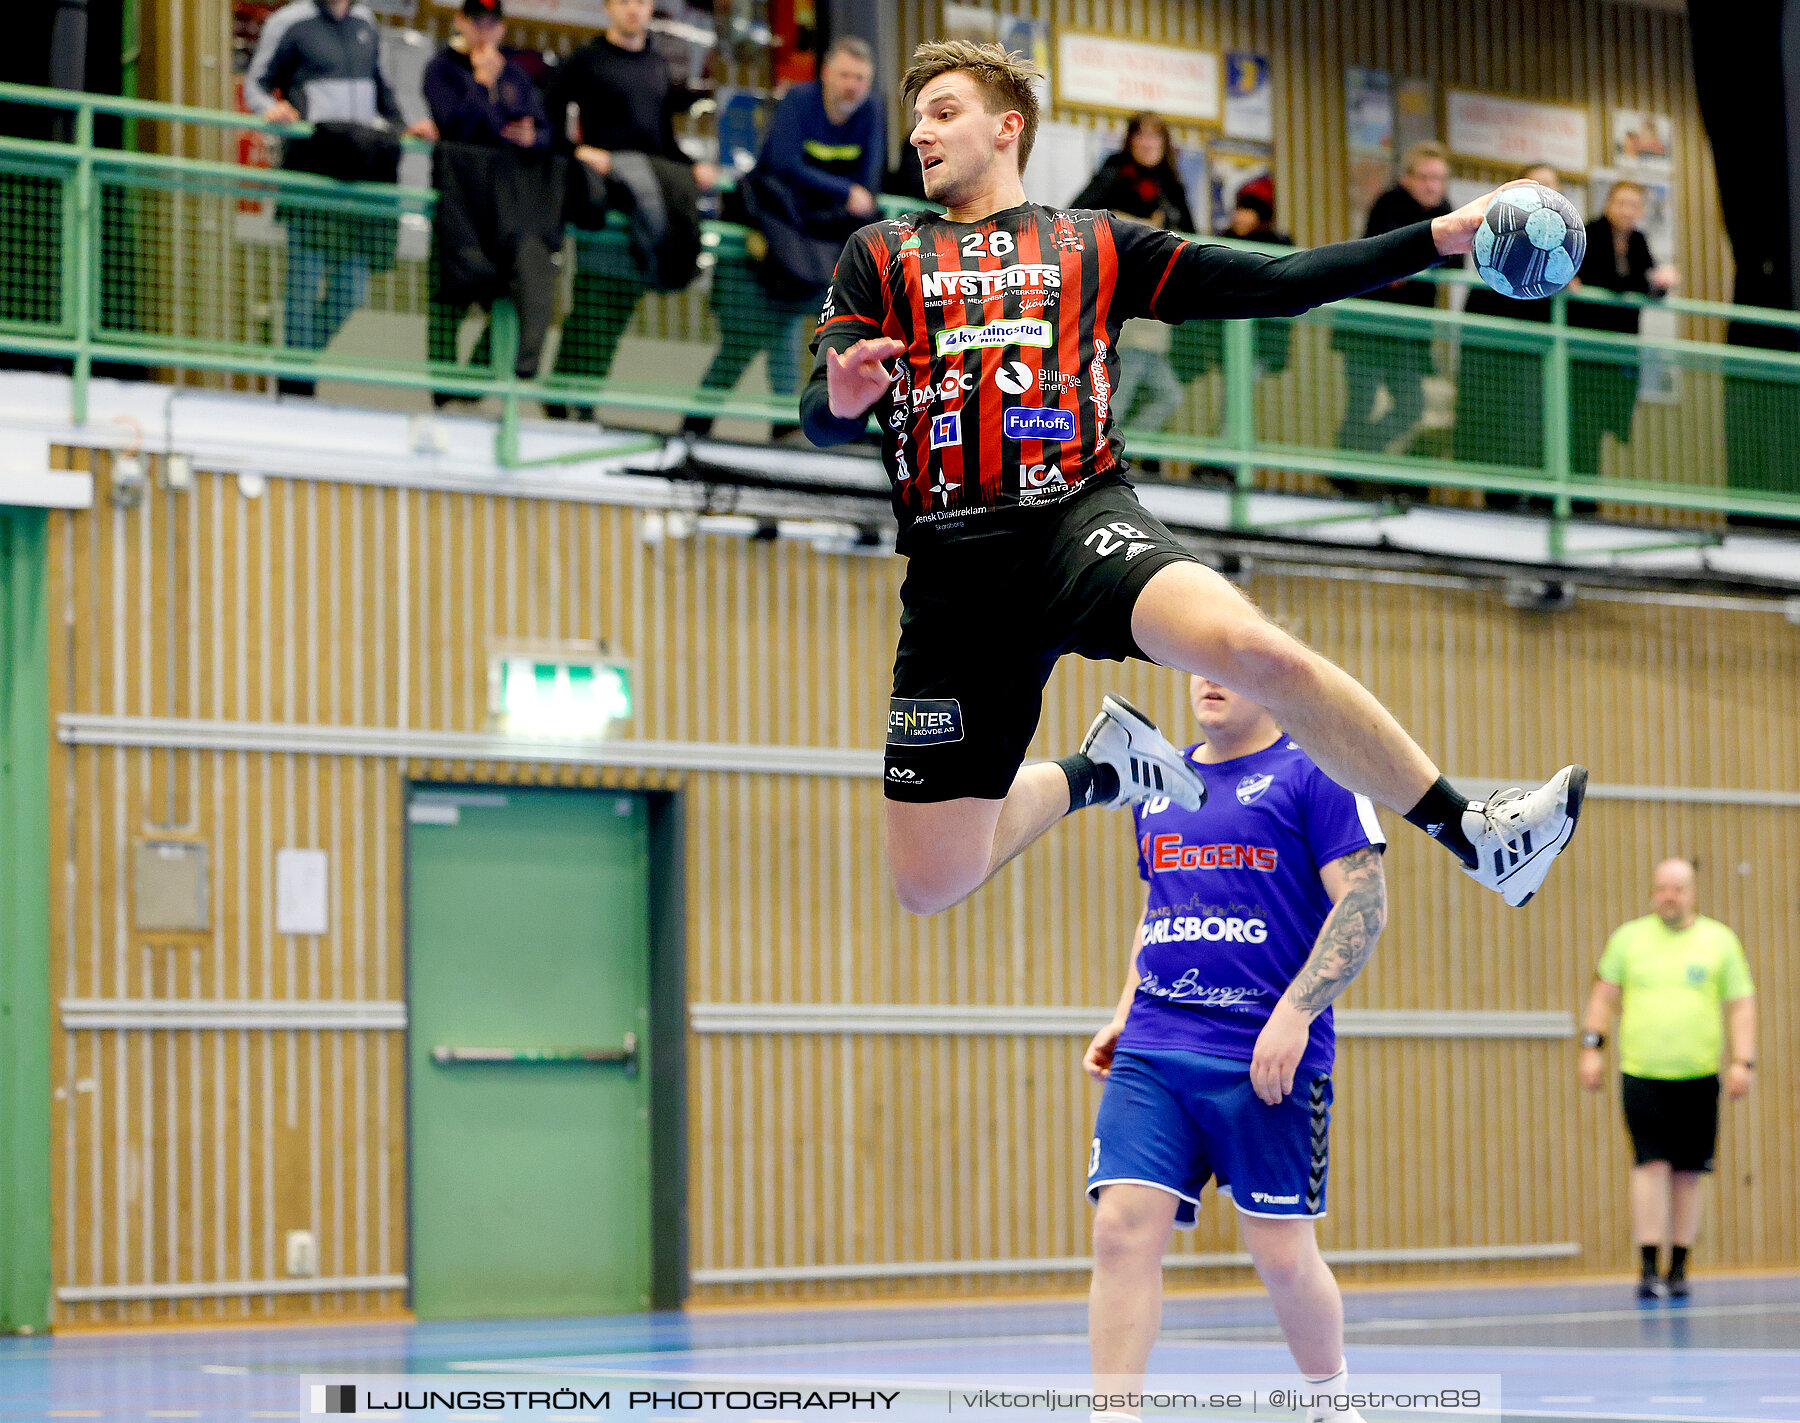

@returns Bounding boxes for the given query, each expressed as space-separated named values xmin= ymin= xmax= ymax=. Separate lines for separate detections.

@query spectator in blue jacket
xmin=686 ymin=36 xmax=881 ymax=442
xmin=756 ymin=37 xmax=883 ymax=229
xmin=420 ymin=0 xmax=548 ymax=152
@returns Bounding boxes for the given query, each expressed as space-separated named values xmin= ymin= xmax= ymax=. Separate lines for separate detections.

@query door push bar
xmin=431 ymin=1032 xmax=639 ymax=1077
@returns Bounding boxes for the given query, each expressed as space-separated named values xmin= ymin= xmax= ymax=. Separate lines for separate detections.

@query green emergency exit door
xmin=407 ymin=786 xmax=652 ymax=1318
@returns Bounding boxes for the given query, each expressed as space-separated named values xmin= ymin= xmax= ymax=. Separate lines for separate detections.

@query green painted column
xmin=0 ymin=509 xmax=52 ymax=1334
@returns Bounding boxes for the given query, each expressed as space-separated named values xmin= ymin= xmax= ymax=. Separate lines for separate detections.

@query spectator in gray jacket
xmin=253 ymin=0 xmax=432 ymax=395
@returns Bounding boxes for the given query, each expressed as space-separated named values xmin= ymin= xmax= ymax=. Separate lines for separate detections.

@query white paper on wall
xmin=276 ymin=849 xmax=331 ymax=937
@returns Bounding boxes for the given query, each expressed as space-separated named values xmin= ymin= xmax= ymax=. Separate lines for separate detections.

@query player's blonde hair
xmin=902 ymin=40 xmax=1043 ymax=170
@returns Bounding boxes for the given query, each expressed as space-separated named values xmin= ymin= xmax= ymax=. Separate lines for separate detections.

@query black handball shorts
xmin=884 ymin=481 xmax=1198 ymax=803
xmin=1621 ymin=1073 xmax=1720 ymax=1172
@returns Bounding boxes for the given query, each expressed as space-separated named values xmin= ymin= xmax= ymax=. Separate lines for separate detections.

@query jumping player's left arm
xmin=802 ymin=228 xmax=900 ymax=446
xmin=1110 ymin=188 xmax=1494 ymax=324
xmin=1249 ymin=847 xmax=1388 ymax=1105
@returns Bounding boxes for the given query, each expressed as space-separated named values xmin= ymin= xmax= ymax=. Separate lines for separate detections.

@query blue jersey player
xmin=1084 ymin=677 xmax=1388 ymax=1423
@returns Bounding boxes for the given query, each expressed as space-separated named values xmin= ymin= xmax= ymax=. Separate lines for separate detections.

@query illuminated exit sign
xmin=488 ymin=644 xmax=633 ymax=739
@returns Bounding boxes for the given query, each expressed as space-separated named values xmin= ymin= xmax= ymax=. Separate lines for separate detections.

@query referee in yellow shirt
xmin=1579 ymin=858 xmax=1757 ymax=1300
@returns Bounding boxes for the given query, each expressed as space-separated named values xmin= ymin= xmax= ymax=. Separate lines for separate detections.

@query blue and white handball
xmin=1473 ymin=180 xmax=1586 ymax=300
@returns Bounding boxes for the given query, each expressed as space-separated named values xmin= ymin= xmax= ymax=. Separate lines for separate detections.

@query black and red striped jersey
xmin=801 ymin=201 xmax=1439 ymax=552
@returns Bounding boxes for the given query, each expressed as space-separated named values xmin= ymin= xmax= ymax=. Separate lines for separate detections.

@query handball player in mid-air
xmin=802 ymin=41 xmax=1585 ymax=916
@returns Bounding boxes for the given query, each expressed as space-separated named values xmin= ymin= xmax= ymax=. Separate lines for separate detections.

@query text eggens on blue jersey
xmin=1120 ymin=738 xmax=1385 ymax=1077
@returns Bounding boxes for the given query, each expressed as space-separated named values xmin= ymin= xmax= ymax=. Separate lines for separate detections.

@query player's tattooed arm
xmin=1284 ymin=847 xmax=1388 ymax=1016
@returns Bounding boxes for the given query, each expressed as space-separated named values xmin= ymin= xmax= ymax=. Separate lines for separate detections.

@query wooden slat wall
xmin=45 ymin=448 xmax=1798 ymax=1321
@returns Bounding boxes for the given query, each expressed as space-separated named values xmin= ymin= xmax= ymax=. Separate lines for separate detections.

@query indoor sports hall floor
xmin=0 ymin=1274 xmax=1795 ymax=1423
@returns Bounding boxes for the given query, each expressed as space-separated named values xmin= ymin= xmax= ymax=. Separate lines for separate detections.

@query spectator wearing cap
xmin=686 ymin=35 xmax=882 ymax=442
xmin=253 ymin=0 xmax=434 ymax=396
xmin=420 ymin=0 xmax=546 ymax=152
xmin=420 ymin=0 xmax=562 ymax=405
xmin=543 ymin=0 xmax=716 ymax=421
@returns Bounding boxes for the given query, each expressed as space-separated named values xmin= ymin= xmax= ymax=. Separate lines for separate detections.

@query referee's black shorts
xmin=884 ymin=482 xmax=1196 ymax=803
xmin=1621 ymin=1073 xmax=1720 ymax=1172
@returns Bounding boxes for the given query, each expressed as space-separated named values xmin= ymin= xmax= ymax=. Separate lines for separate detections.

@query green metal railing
xmin=3 ymin=80 xmax=1799 ymax=531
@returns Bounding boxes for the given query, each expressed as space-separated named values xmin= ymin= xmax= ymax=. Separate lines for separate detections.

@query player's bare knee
xmin=891 ymin=876 xmax=955 ymax=916
xmin=1243 ymin=1220 xmax=1311 ymax=1286
xmin=1091 ymin=1194 xmax=1168 ymax=1262
xmin=887 ymin=854 xmax=973 ymax=916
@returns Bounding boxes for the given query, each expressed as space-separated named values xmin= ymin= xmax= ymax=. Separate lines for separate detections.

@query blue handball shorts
xmin=1086 ymin=1047 xmax=1333 ymax=1226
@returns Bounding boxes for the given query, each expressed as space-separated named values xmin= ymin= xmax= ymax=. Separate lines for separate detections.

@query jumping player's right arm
xmin=1084 ymin=894 xmax=1149 ymax=1081
xmin=1110 ymin=188 xmax=1496 ymax=324
xmin=802 ymin=228 xmax=899 ymax=446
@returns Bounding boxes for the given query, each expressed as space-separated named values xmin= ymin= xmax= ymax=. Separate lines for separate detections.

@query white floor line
xmin=445 ymin=1363 xmax=1078 ymax=1394
xmin=1497 ymin=1412 xmax=1788 ymax=1423
xmin=448 ymin=1331 xmax=1095 ymax=1366
xmin=1335 ymin=1301 xmax=1800 ymax=1332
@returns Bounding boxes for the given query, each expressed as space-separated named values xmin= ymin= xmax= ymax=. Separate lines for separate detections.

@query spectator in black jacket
xmin=687 ymin=35 xmax=881 ymax=442
xmin=544 ymin=0 xmax=716 ymax=421
xmin=256 ymin=0 xmax=432 ymax=395
xmin=1567 ymin=179 xmax=1680 ymax=476
xmin=420 ymin=0 xmax=559 ymax=406
xmin=1071 ymin=113 xmax=1195 ymax=233
xmin=1333 ymin=141 xmax=1458 ymax=465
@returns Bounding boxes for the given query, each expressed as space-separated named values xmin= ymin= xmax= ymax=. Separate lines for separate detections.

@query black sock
xmin=1404 ymin=776 xmax=1477 ymax=869
xmin=1641 ymin=1244 xmax=1660 ymax=1279
xmin=1668 ymin=1245 xmax=1689 ymax=1280
xmin=1057 ymin=753 xmax=1119 ymax=813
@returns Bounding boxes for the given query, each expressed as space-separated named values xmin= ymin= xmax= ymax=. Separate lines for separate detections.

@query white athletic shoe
xmin=1079 ymin=695 xmax=1207 ymax=811
xmin=1304 ymin=1367 xmax=1362 ymax=1423
xmin=1460 ymin=765 xmax=1588 ymax=907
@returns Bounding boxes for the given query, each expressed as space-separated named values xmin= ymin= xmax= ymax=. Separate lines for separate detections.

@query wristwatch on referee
xmin=1580 ymin=1030 xmax=1606 ymax=1050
